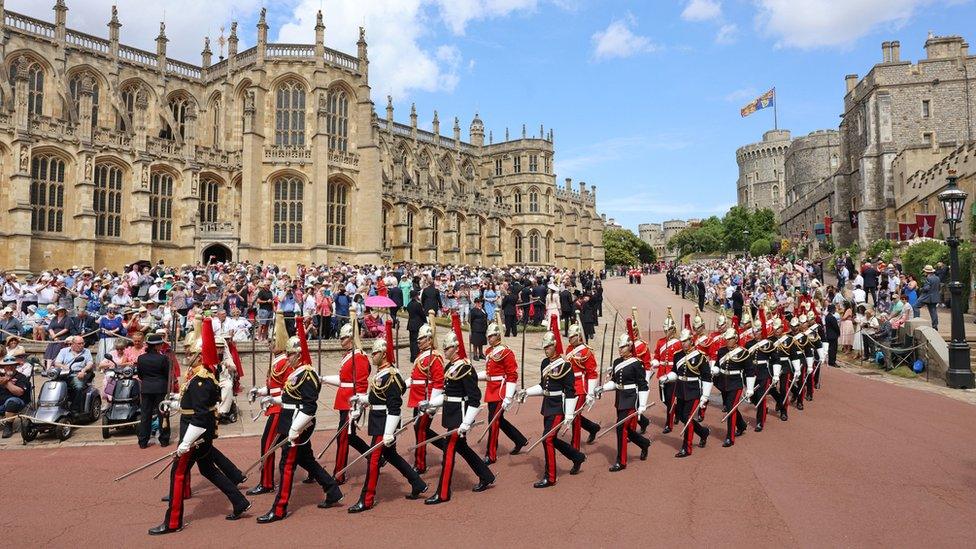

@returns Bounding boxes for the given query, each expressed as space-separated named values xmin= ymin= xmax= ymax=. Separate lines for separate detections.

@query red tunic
xmin=483 ymin=344 xmax=519 ymax=402
xmin=633 ymin=339 xmax=652 ymax=371
xmin=333 ymin=349 xmax=370 ymax=411
xmin=566 ymin=343 xmax=598 ymax=396
xmin=265 ymin=353 xmax=293 ymax=416
xmin=653 ymin=337 xmax=680 ymax=378
xmin=738 ymin=329 xmax=754 ymax=348
xmin=707 ymin=330 xmax=725 ymax=360
xmin=407 ymin=349 xmax=445 ymax=408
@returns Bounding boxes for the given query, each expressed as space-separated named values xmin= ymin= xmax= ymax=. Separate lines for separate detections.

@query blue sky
xmin=12 ymin=0 xmax=975 ymax=231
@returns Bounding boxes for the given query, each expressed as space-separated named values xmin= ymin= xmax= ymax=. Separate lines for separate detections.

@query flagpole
xmin=773 ymin=87 xmax=778 ymax=130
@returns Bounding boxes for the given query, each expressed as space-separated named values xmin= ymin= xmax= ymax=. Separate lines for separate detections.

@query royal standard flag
xmin=740 ymin=88 xmax=775 ymax=118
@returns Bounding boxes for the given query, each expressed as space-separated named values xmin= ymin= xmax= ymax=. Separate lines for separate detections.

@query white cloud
xmin=724 ymin=87 xmax=759 ymax=103
xmin=591 ymin=13 xmax=659 ymax=61
xmin=6 ymin=0 xmax=261 ymax=62
xmin=754 ymin=0 xmax=943 ymax=49
xmin=555 ymin=135 xmax=690 ymax=174
xmin=681 ymin=0 xmax=722 ymax=21
xmin=433 ymin=0 xmax=539 ymax=35
xmin=716 ymin=23 xmax=738 ymax=44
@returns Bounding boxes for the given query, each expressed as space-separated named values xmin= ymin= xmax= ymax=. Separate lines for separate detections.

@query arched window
xmin=772 ymin=184 xmax=780 ymax=205
xmin=529 ymin=188 xmax=539 ymax=213
xmin=382 ymin=206 xmax=390 ymax=251
xmin=161 ymin=95 xmax=190 ymax=140
xmin=545 ymin=232 xmax=552 ymax=263
xmin=431 ymin=212 xmax=440 ymax=249
xmin=210 ymin=96 xmax=222 ymax=148
xmin=9 ymin=60 xmax=44 ymax=117
xmin=275 ymin=80 xmax=306 ymax=147
xmin=30 ymin=154 xmax=65 ymax=233
xmin=68 ymin=73 xmax=99 ymax=129
xmin=529 ymin=231 xmax=540 ymax=263
xmin=406 ymin=209 xmax=415 ymax=260
xmin=199 ymin=177 xmax=219 ymax=223
xmin=513 ymin=190 xmax=522 ymax=213
xmin=118 ymin=82 xmax=139 ymax=132
xmin=327 ymin=88 xmax=348 ymax=152
xmin=494 ymin=190 xmax=503 ymax=206
xmin=326 ymin=182 xmax=348 ymax=246
xmin=273 ymin=176 xmax=303 ymax=244
xmin=94 ymin=163 xmax=122 ymax=237
xmin=513 ymin=230 xmax=523 ymax=263
xmin=150 ymin=171 xmax=174 ymax=241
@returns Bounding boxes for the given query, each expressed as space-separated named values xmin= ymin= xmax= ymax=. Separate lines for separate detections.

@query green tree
xmin=603 ymin=228 xmax=654 ymax=266
xmin=749 ymin=238 xmax=772 ymax=256
xmin=722 ymin=206 xmax=752 ymax=252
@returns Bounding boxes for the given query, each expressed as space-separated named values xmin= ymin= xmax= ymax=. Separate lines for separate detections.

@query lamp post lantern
xmin=937 ymin=171 xmax=973 ymax=389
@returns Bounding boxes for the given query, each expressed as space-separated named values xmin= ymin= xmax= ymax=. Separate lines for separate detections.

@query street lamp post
xmin=938 ymin=171 xmax=973 ymax=389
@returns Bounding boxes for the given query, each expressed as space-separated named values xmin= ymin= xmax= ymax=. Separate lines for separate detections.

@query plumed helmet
xmin=798 ymin=313 xmax=808 ymax=324
xmin=692 ymin=310 xmax=705 ymax=330
xmin=370 ymin=338 xmax=386 ymax=355
xmin=486 ymin=322 xmax=501 ymax=338
xmin=339 ymin=322 xmax=354 ymax=339
xmin=568 ymin=322 xmax=583 ymax=339
xmin=418 ymin=323 xmax=434 ymax=340
xmin=716 ymin=314 xmax=728 ymax=328
xmin=740 ymin=310 xmax=752 ymax=325
xmin=618 ymin=333 xmax=632 ymax=348
xmin=663 ymin=316 xmax=676 ymax=331
xmin=772 ymin=317 xmax=783 ymax=331
xmin=789 ymin=316 xmax=800 ymax=328
xmin=442 ymin=331 xmax=460 ymax=350
xmin=542 ymin=330 xmax=557 ymax=349
xmin=723 ymin=328 xmax=738 ymax=341
xmin=286 ymin=336 xmax=302 ymax=354
xmin=679 ymin=328 xmax=693 ymax=343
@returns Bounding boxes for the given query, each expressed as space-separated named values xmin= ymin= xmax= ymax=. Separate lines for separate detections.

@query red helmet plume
xmin=385 ymin=321 xmax=396 ymax=366
xmin=200 ymin=317 xmax=219 ymax=372
xmin=295 ymin=315 xmax=313 ymax=366
xmin=626 ymin=317 xmax=636 ymax=344
xmin=451 ymin=311 xmax=467 ymax=360
xmin=549 ymin=314 xmax=564 ymax=355
xmin=758 ymin=307 xmax=768 ymax=339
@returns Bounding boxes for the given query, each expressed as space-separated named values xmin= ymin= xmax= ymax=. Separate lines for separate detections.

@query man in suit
xmin=421 ymin=280 xmax=442 ymax=316
xmin=531 ymin=280 xmax=547 ymax=326
xmin=825 ymin=304 xmax=840 ymax=367
xmin=919 ymin=264 xmax=941 ymax=331
xmin=135 ymin=333 xmax=171 ymax=448
xmin=696 ymin=277 xmax=706 ymax=312
xmin=388 ymin=278 xmax=404 ymax=329
xmin=861 ymin=262 xmax=879 ymax=306
xmin=406 ymin=290 xmax=426 ymax=362
xmin=731 ymin=286 xmax=744 ymax=320
xmin=502 ymin=290 xmax=518 ymax=337
xmin=519 ymin=280 xmax=532 ymax=328
xmin=559 ymin=286 xmax=574 ymax=336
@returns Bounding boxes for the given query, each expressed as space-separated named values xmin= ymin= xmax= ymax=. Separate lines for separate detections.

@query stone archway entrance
xmin=202 ymin=243 xmax=232 ymax=264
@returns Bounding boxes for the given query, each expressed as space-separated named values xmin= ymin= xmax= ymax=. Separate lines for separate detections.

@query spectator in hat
xmin=135 ymin=332 xmax=171 ymax=448
xmin=43 ymin=305 xmax=71 ymax=368
xmin=918 ymin=264 xmax=941 ymax=330
xmin=0 ymin=356 xmax=30 ymax=438
xmin=0 ymin=307 xmax=22 ymax=345
xmin=97 ymin=307 xmax=126 ymax=363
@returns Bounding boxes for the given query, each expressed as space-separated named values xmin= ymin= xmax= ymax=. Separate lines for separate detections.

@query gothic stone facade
xmin=0 ymin=3 xmax=604 ymax=273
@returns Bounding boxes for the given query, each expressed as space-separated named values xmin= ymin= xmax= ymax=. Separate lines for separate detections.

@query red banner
xmin=915 ymin=214 xmax=936 ymax=238
xmin=824 ymin=216 xmax=832 ymax=235
xmin=898 ymin=222 xmax=918 ymax=241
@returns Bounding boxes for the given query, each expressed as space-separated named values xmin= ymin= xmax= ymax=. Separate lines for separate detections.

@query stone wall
xmin=736 ymin=129 xmax=792 ymax=216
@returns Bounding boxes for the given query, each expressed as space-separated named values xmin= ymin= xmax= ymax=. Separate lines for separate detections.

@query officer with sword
xmin=660 ymin=329 xmax=712 ymax=458
xmin=711 ymin=328 xmax=755 ymax=447
xmin=592 ymin=330 xmax=650 ymax=471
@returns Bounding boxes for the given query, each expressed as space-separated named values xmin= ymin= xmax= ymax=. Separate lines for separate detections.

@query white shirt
xmin=853 ymin=288 xmax=866 ymax=304
xmin=224 ymin=317 xmax=252 ymax=341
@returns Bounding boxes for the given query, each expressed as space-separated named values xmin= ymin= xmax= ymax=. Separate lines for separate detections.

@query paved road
xmin=4 ymin=274 xmax=976 ymax=547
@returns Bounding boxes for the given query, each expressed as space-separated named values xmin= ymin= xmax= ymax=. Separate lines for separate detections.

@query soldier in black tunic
xmin=149 ymin=320 xmax=249 ymax=535
xmin=802 ymin=313 xmax=821 ymax=401
xmin=595 ymin=333 xmax=650 ymax=472
xmin=662 ymin=329 xmax=712 ymax=458
xmin=712 ymin=329 xmax=756 ymax=447
xmin=256 ymin=336 xmax=343 ymax=523
xmin=347 ymin=337 xmax=428 ymax=513
xmin=420 ymin=331 xmax=495 ymax=505
xmin=516 ymin=329 xmax=586 ymax=487
xmin=787 ymin=316 xmax=807 ymax=411
xmin=750 ymin=321 xmax=779 ymax=432
xmin=770 ymin=318 xmax=793 ymax=422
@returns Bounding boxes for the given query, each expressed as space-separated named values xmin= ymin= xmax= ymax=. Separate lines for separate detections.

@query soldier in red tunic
xmin=565 ymin=320 xmax=600 ymax=449
xmin=406 ymin=315 xmax=445 ymax=474
xmin=320 ymin=316 xmax=371 ymax=484
xmin=652 ymin=309 xmax=681 ymax=433
xmin=478 ymin=318 xmax=527 ymax=463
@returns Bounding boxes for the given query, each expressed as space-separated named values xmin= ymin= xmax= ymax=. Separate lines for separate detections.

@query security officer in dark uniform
xmin=136 ymin=333 xmax=171 ymax=448
xmin=420 ymin=331 xmax=495 ymax=505
xmin=257 ymin=335 xmax=343 ymax=523
xmin=348 ymin=336 xmax=428 ymax=513
xmin=150 ymin=320 xmax=249 ymax=535
xmin=712 ymin=329 xmax=755 ymax=447
xmin=516 ymin=328 xmax=585 ymax=487
xmin=595 ymin=333 xmax=650 ymax=471
xmin=662 ymin=329 xmax=712 ymax=458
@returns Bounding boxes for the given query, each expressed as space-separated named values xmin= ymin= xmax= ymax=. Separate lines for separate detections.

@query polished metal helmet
xmin=370 ymin=338 xmax=386 ymax=355
xmin=418 ymin=323 xmax=434 ymax=340
xmin=286 ymin=336 xmax=302 ymax=354
xmin=679 ymin=328 xmax=693 ymax=343
xmin=716 ymin=315 xmax=728 ymax=328
xmin=568 ymin=322 xmax=583 ymax=339
xmin=723 ymin=328 xmax=737 ymax=341
xmin=618 ymin=333 xmax=632 ymax=348
xmin=542 ymin=331 xmax=556 ymax=349
xmin=442 ymin=331 xmax=460 ymax=350
xmin=339 ymin=323 xmax=354 ymax=340
xmin=486 ymin=322 xmax=501 ymax=338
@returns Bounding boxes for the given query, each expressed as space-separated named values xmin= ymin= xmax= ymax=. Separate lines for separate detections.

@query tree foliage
xmin=666 ymin=207 xmax=779 ymax=259
xmin=903 ymin=240 xmax=972 ymax=311
xmin=603 ymin=228 xmax=656 ymax=266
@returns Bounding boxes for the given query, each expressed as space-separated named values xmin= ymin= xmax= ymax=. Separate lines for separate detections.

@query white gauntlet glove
xmin=791 ymin=359 xmax=802 ymax=376
xmin=383 ymin=414 xmax=399 ymax=447
xmin=320 ymin=374 xmax=340 ymax=386
xmin=458 ymin=405 xmax=480 ymax=436
xmin=248 ymin=386 xmax=267 ymax=403
xmin=745 ymin=376 xmax=756 ymax=399
xmin=710 ymin=360 xmax=719 ymax=376
xmin=637 ymin=390 xmax=649 ymax=415
xmin=289 ymin=411 xmax=313 ymax=442
xmin=562 ymin=397 xmax=577 ymax=426
xmin=601 ymin=380 xmax=617 ymax=392
xmin=700 ymin=381 xmax=713 ymax=409
xmin=177 ymin=424 xmax=206 ymax=456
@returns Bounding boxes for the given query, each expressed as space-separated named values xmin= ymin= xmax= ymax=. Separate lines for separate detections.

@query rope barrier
xmin=861 ymin=332 xmax=928 ymax=353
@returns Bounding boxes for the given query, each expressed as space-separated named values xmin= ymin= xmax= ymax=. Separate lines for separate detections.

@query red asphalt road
xmin=5 ymin=274 xmax=976 ymax=547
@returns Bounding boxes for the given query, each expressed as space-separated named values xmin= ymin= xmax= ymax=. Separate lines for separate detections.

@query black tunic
xmin=276 ymin=365 xmax=320 ymax=437
xmin=713 ymin=346 xmax=755 ymax=391
xmin=441 ymin=359 xmax=481 ymax=430
xmin=178 ymin=368 xmax=219 ymax=441
xmin=538 ymin=357 xmax=576 ymax=417
xmin=609 ymin=357 xmax=647 ymax=410
xmin=366 ymin=366 xmax=406 ymax=436
xmin=671 ymin=349 xmax=712 ymax=401
xmin=136 ymin=350 xmax=171 ymax=395
xmin=752 ymin=338 xmax=776 ymax=380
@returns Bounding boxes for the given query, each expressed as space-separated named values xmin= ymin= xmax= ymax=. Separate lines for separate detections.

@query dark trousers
xmin=485 ymin=401 xmax=527 ymax=460
xmin=162 ymin=441 xmax=247 ymax=529
xmin=413 ymin=408 xmax=445 ymax=471
xmin=865 ymin=287 xmax=878 ymax=305
xmin=675 ymin=398 xmax=708 ymax=453
xmin=828 ymin=339 xmax=838 ymax=365
xmin=257 ymin=413 xmax=281 ymax=489
xmin=561 ymin=314 xmax=572 ymax=337
xmin=721 ymin=388 xmax=746 ymax=441
xmin=571 ymin=398 xmax=600 ymax=450
xmin=614 ymin=408 xmax=648 ymax=465
xmin=926 ymin=303 xmax=939 ymax=330
xmin=751 ymin=377 xmax=771 ymax=427
xmin=269 ymin=435 xmax=342 ymax=518
xmin=660 ymin=381 xmax=677 ymax=430
xmin=583 ymin=322 xmax=595 ymax=342
xmin=138 ymin=392 xmax=170 ymax=446
xmin=212 ymin=445 xmax=246 ymax=484
xmin=698 ymin=294 xmax=705 ymax=312
xmin=359 ymin=434 xmax=425 ymax=508
xmin=504 ymin=315 xmax=517 ymax=337
xmin=772 ymin=368 xmax=792 ymax=419
xmin=541 ymin=414 xmax=584 ymax=483
xmin=333 ymin=410 xmax=370 ymax=483
xmin=434 ymin=431 xmax=494 ymax=501
xmin=408 ymin=329 xmax=420 ymax=362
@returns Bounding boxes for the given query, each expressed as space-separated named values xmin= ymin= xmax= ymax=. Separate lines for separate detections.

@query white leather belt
xmin=574 ymin=372 xmax=584 ymax=378
xmin=444 ymin=396 xmax=465 ymax=403
xmin=487 ymin=375 xmax=505 ymax=382
xmin=371 ymin=404 xmax=387 ymax=411
xmin=339 ymin=382 xmax=354 ymax=388
xmin=269 ymin=388 xmax=282 ymax=395
xmin=719 ymin=369 xmax=742 ymax=375
xmin=619 ymin=384 xmax=637 ymax=390
xmin=678 ymin=376 xmax=699 ymax=382
xmin=282 ymin=403 xmax=298 ymax=410
xmin=409 ymin=379 xmax=428 ymax=386
xmin=543 ymin=390 xmax=563 ymax=397
xmin=756 ymin=360 xmax=768 ymax=365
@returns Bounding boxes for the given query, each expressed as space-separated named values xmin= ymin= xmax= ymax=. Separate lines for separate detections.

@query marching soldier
xmin=661 ymin=329 xmax=712 ymax=458
xmin=565 ymin=320 xmax=600 ymax=449
xmin=516 ymin=319 xmax=586 ymax=487
xmin=256 ymin=321 xmax=344 ymax=523
xmin=738 ymin=311 xmax=755 ymax=348
xmin=320 ymin=317 xmax=371 ymax=484
xmin=802 ymin=308 xmax=823 ymax=401
xmin=406 ymin=315 xmax=445 ymax=474
xmin=652 ymin=310 xmax=681 ymax=433
xmin=478 ymin=319 xmax=527 ymax=463
xmin=150 ymin=318 xmax=249 ymax=535
xmin=420 ymin=330 xmax=496 ymax=504
xmin=628 ymin=308 xmax=653 ymax=434
xmin=750 ymin=311 xmax=778 ymax=432
xmin=771 ymin=317 xmax=794 ymax=422
xmin=246 ymin=313 xmax=293 ymax=495
xmin=788 ymin=316 xmax=808 ymax=411
xmin=594 ymin=332 xmax=650 ymax=472
xmin=712 ymin=329 xmax=755 ymax=447
xmin=348 ymin=329 xmax=429 ymax=512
